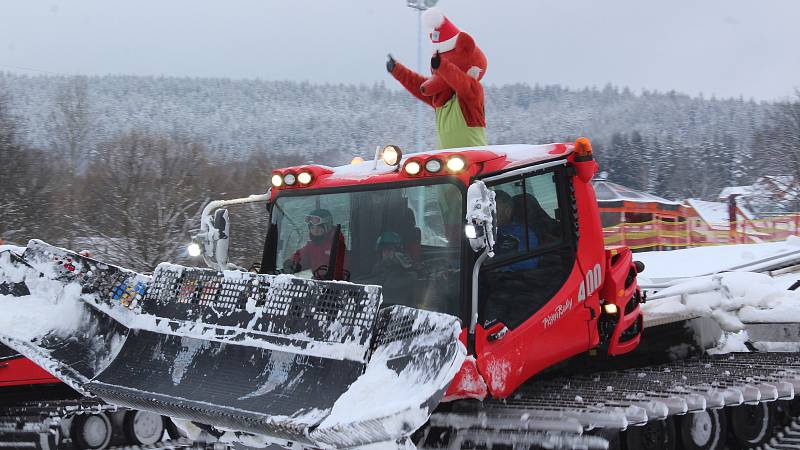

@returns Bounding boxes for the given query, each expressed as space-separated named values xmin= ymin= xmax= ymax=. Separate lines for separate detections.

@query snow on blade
xmin=0 ymin=242 xmax=133 ymax=393
xmin=0 ymin=240 xmax=467 ymax=449
xmin=311 ymin=306 xmax=466 ymax=448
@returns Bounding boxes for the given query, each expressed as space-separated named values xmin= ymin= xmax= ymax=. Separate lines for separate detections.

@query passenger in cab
xmin=368 ymin=232 xmax=417 ymax=303
xmin=494 ymin=191 xmax=539 ymax=270
xmin=284 ymin=208 xmax=339 ymax=274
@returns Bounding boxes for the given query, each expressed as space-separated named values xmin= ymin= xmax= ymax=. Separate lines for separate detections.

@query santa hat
xmin=423 ymin=8 xmax=460 ymax=53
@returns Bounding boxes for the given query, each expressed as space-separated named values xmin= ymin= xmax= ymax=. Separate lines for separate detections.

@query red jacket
xmin=390 ymin=31 xmax=487 ymax=129
xmin=291 ymin=231 xmax=347 ymax=279
xmin=292 ymin=233 xmax=335 ymax=272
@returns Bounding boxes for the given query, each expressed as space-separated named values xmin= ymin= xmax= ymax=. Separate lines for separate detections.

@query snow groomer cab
xmin=213 ymin=138 xmax=645 ymax=402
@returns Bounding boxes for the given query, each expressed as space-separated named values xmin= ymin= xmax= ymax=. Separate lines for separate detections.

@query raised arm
xmin=433 ymin=57 xmax=483 ymax=105
xmin=388 ymin=55 xmax=435 ymax=107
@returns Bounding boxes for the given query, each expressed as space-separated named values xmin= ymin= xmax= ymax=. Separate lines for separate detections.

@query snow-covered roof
xmin=716 ymin=177 xmax=800 ymax=216
xmin=718 ymin=186 xmax=754 ymax=199
xmin=686 ymin=198 xmax=755 ymax=230
xmin=592 ymin=180 xmax=681 ymax=205
xmin=327 ymin=144 xmax=571 ymax=181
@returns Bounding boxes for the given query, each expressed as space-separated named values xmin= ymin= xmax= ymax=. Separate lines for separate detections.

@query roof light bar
xmin=382 ymin=145 xmax=403 ymax=167
xmin=425 ymin=158 xmax=443 ymax=173
xmin=446 ymin=155 xmax=466 ymax=172
xmin=298 ymin=171 xmax=313 ymax=185
xmin=404 ymin=160 xmax=422 ymax=176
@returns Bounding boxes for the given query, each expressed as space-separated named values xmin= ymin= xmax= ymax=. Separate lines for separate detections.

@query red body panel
xmin=467 ymin=155 xmax=617 ymax=398
xmin=600 ymin=247 xmax=644 ymax=355
xmin=0 ymin=356 xmax=60 ymax=387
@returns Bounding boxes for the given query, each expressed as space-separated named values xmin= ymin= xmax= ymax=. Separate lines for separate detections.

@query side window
xmin=479 ymin=169 xmax=575 ymax=329
xmin=524 ymin=173 xmax=563 ymax=246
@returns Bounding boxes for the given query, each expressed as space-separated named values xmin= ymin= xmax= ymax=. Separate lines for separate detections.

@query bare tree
xmin=82 ymin=131 xmax=209 ymax=271
xmin=47 ymin=76 xmax=93 ymax=169
xmin=753 ymin=91 xmax=800 ymax=200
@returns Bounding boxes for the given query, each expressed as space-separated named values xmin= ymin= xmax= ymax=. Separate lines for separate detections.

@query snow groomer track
xmin=424 ymin=352 xmax=800 ymax=449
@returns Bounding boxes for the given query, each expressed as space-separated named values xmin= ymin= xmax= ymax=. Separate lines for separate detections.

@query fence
xmin=602 ymin=214 xmax=800 ymax=251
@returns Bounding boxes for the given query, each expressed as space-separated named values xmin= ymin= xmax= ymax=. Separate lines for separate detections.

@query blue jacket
xmin=497 ymin=221 xmax=540 ymax=270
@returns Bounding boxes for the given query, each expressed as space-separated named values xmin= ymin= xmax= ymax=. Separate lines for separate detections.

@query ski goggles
xmin=305 ymin=215 xmax=330 ymax=226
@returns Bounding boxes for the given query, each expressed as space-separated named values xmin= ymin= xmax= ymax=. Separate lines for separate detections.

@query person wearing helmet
xmin=374 ymin=231 xmax=413 ymax=272
xmin=284 ymin=208 xmax=338 ymax=274
xmin=367 ymin=231 xmax=417 ymax=305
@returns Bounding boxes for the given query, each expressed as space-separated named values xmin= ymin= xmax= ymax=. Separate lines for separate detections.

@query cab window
xmin=478 ymin=168 xmax=575 ymax=329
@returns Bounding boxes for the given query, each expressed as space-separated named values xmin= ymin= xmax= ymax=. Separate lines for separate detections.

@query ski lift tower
xmin=407 ymin=0 xmax=439 ymax=152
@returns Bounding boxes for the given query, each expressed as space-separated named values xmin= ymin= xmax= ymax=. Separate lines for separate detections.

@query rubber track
xmin=429 ymin=352 xmax=800 ymax=449
xmin=764 ymin=416 xmax=800 ymax=449
xmin=0 ymin=399 xmax=116 ymax=450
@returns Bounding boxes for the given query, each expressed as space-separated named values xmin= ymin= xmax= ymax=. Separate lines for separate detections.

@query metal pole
xmin=416 ymin=8 xmax=424 ymax=152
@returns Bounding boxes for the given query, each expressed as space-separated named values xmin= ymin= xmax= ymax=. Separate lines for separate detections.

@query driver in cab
xmin=284 ymin=208 xmax=338 ymax=274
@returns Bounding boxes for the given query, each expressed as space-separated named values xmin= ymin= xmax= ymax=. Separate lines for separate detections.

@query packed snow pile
xmin=643 ymin=271 xmax=800 ymax=331
xmin=637 ymin=238 xmax=800 ymax=352
xmin=0 ymin=250 xmax=87 ymax=340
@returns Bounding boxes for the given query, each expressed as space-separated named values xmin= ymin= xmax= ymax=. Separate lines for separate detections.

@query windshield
xmin=271 ymin=182 xmax=463 ymax=317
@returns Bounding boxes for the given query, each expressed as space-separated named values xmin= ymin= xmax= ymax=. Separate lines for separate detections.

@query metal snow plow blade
xmin=0 ymin=240 xmax=465 ymax=448
xmin=0 ymin=240 xmax=143 ymax=394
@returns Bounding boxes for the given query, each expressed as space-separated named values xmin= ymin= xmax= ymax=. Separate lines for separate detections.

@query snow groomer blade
xmin=0 ymin=240 xmax=146 ymax=394
xmin=309 ymin=305 xmax=466 ymax=448
xmin=84 ymin=265 xmax=464 ymax=448
xmin=84 ymin=265 xmax=381 ymax=446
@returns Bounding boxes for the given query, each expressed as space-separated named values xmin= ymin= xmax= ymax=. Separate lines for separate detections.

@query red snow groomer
xmin=3 ymin=140 xmax=799 ymax=450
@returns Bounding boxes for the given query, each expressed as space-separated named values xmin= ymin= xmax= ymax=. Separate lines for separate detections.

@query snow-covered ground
xmin=635 ymin=238 xmax=800 ymax=352
xmin=636 ymin=236 xmax=800 ymax=286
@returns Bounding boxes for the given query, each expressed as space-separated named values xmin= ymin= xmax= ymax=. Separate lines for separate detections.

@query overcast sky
xmin=1 ymin=1 xmax=798 ymax=101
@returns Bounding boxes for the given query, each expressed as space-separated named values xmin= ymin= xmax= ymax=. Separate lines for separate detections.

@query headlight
xmin=187 ymin=242 xmax=202 ymax=257
xmin=446 ymin=156 xmax=466 ymax=172
xmin=425 ymin=158 xmax=443 ymax=173
xmin=464 ymin=224 xmax=478 ymax=239
xmin=404 ymin=161 xmax=421 ymax=175
xmin=351 ymin=156 xmax=364 ymax=165
xmin=382 ymin=145 xmax=402 ymax=167
xmin=298 ymin=171 xmax=313 ymax=185
xmin=603 ymin=303 xmax=619 ymax=315
xmin=271 ymin=174 xmax=283 ymax=187
xmin=284 ymin=173 xmax=297 ymax=186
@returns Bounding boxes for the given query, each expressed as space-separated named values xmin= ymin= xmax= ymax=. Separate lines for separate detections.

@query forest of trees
xmin=1 ymin=72 xmax=798 ymax=271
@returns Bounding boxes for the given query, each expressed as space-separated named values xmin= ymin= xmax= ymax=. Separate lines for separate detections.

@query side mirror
xmin=196 ymin=207 xmax=230 ymax=270
xmin=465 ymin=181 xmax=496 ymax=255
xmin=191 ymin=193 xmax=272 ymax=271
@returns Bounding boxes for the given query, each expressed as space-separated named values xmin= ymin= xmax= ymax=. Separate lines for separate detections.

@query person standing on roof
xmin=386 ymin=8 xmax=487 ymax=149
xmin=284 ymin=208 xmax=339 ymax=274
